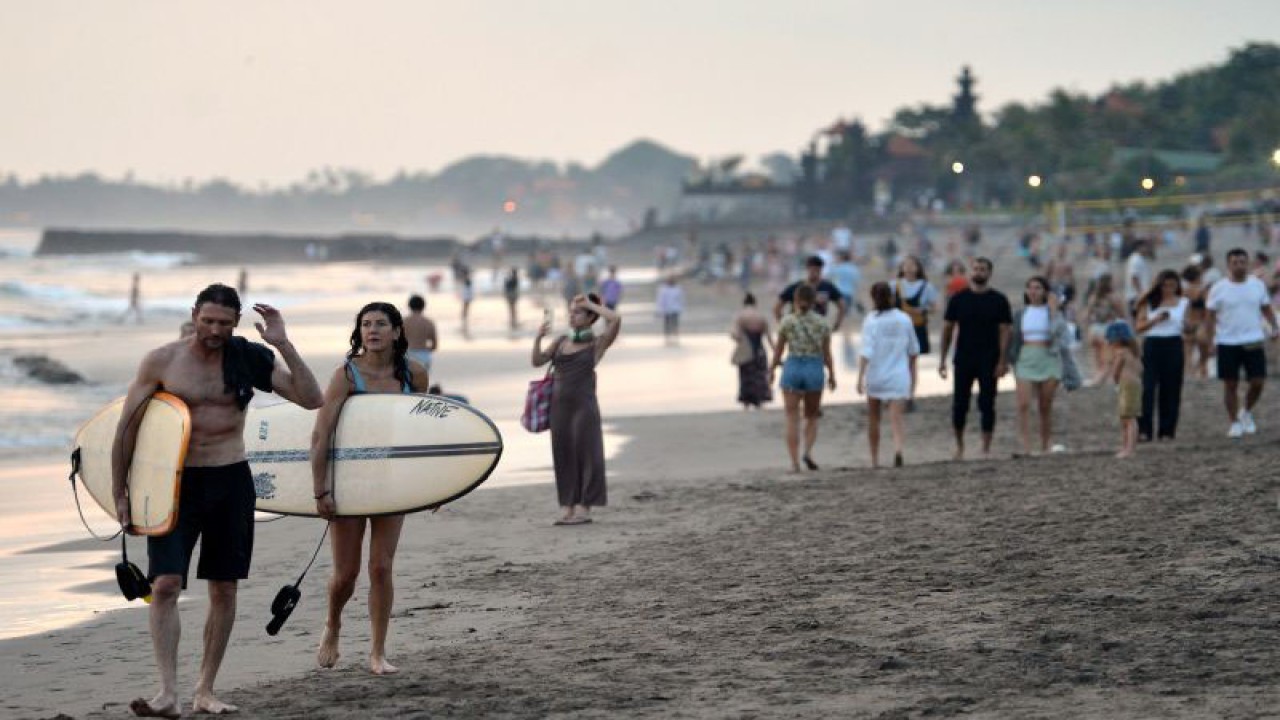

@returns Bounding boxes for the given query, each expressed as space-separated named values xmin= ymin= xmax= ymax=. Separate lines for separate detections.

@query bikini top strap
xmin=344 ymin=360 xmax=367 ymax=394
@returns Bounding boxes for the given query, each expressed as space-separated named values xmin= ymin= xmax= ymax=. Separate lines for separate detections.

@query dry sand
xmin=3 ymin=376 xmax=1277 ymax=719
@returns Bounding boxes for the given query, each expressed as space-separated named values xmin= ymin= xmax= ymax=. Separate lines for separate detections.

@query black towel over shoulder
xmin=222 ymin=336 xmax=275 ymax=409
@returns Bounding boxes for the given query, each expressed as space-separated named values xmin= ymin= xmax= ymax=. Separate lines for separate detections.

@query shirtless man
xmin=403 ymin=294 xmax=439 ymax=371
xmin=112 ymin=283 xmax=323 ymax=718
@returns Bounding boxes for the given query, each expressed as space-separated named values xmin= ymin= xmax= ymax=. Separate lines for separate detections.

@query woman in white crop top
xmin=1134 ymin=270 xmax=1187 ymax=440
xmin=1021 ymin=305 xmax=1052 ymax=342
xmin=1010 ymin=276 xmax=1068 ymax=456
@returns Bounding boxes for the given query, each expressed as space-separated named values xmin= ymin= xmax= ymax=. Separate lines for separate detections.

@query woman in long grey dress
xmin=531 ymin=292 xmax=622 ymax=525
xmin=731 ymin=293 xmax=773 ymax=409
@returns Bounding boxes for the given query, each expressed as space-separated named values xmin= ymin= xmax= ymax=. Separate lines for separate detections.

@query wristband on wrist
xmin=315 ymin=490 xmax=331 ymax=499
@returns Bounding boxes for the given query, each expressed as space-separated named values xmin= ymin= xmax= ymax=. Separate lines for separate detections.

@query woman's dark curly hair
xmin=347 ymin=301 xmax=411 ymax=388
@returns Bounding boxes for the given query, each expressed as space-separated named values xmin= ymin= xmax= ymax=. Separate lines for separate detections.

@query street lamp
xmin=952 ymin=162 xmax=965 ymax=174
xmin=1027 ymin=175 xmax=1042 ymax=188
xmin=1141 ymin=177 xmax=1155 ymax=192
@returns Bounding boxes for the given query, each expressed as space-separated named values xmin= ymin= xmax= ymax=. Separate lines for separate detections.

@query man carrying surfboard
xmin=112 ymin=283 xmax=323 ymax=718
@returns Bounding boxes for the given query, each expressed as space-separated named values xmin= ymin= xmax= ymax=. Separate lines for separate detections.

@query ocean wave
xmin=0 ymin=314 xmax=50 ymax=329
xmin=0 ymin=432 xmax=70 ymax=450
xmin=33 ymin=250 xmax=198 ymax=270
xmin=0 ymin=279 xmax=96 ymax=302
xmin=0 ymin=280 xmax=191 ymax=317
xmin=0 ymin=247 xmax=33 ymax=260
xmin=112 ymin=250 xmax=200 ymax=269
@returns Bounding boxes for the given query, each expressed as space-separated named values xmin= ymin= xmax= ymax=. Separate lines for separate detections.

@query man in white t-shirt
xmin=1206 ymin=247 xmax=1280 ymax=438
xmin=1125 ymin=239 xmax=1153 ymax=314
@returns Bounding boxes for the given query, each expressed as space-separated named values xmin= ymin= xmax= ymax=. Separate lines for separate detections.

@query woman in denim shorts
xmin=769 ymin=284 xmax=836 ymax=472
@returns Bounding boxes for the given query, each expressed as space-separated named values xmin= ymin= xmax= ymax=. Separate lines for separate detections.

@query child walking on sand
xmin=1094 ymin=321 xmax=1143 ymax=458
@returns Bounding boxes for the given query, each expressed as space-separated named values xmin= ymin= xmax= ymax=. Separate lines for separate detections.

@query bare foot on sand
xmin=191 ymin=692 xmax=239 ymax=714
xmin=317 ymin=624 xmax=340 ymax=668
xmin=1115 ymin=449 xmax=1134 ymax=459
xmin=370 ymin=655 xmax=400 ymax=675
xmin=130 ymin=697 xmax=180 ymax=719
xmin=952 ymin=445 xmax=964 ymax=460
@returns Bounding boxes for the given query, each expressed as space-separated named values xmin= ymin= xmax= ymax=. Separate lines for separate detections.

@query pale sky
xmin=1 ymin=0 xmax=1274 ymax=186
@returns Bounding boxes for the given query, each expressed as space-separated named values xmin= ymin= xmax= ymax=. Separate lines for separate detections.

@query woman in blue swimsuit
xmin=311 ymin=302 xmax=429 ymax=675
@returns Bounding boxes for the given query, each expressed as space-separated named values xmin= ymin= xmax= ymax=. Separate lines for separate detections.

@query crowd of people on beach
xmin=721 ymin=221 xmax=1279 ymax=469
xmin=101 ymin=214 xmax=1280 ymax=718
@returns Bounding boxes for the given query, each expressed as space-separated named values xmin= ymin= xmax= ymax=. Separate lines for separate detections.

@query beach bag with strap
xmin=521 ymin=367 xmax=554 ymax=433
xmin=897 ymin=281 xmax=928 ymax=327
xmin=730 ymin=322 xmax=754 ymax=365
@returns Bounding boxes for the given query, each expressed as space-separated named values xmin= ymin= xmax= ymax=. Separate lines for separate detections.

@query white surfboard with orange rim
xmin=72 ymin=392 xmax=190 ymax=536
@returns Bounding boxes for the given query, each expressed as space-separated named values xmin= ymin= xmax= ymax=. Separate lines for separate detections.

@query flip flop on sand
xmin=553 ymin=517 xmax=593 ymax=526
xmin=130 ymin=698 xmax=181 ymax=719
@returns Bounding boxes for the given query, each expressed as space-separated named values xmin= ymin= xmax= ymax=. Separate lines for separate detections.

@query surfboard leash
xmin=67 ymin=390 xmax=158 ymax=542
xmin=295 ymin=521 xmax=330 ymax=586
xmin=67 ymin=449 xmax=155 ymax=603
xmin=266 ymin=521 xmax=330 ymax=636
xmin=67 ymin=448 xmax=123 ymax=542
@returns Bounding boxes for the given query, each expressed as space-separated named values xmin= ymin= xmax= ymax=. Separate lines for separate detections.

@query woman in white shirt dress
xmin=857 ymin=282 xmax=919 ymax=467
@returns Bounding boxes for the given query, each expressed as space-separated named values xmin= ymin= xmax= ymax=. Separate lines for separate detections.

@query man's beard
xmin=972 ymin=276 xmax=989 ymax=286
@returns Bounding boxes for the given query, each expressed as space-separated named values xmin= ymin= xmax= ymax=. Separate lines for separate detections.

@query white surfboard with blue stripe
xmin=245 ymin=394 xmax=503 ymax=517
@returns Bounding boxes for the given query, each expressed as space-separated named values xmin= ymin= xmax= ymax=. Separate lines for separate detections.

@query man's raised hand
xmin=253 ymin=303 xmax=290 ymax=347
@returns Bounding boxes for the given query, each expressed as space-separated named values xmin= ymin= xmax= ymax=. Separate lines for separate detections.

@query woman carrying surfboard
xmin=311 ymin=302 xmax=430 ymax=675
xmin=531 ymin=293 xmax=622 ymax=526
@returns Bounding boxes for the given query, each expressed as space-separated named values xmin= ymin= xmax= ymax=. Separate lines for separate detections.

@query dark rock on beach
xmin=14 ymin=354 xmax=84 ymax=384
